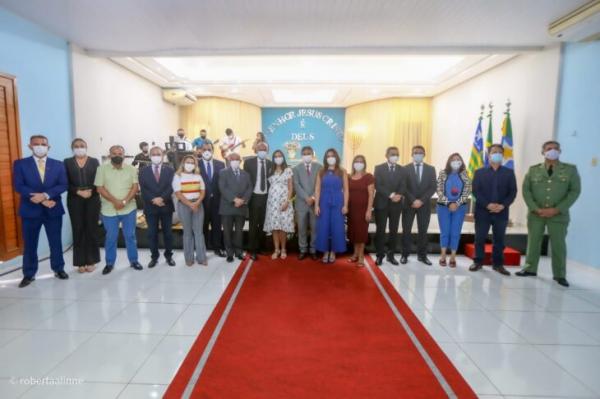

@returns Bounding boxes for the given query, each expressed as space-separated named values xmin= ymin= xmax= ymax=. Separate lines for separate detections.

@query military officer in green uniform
xmin=516 ymin=140 xmax=581 ymax=287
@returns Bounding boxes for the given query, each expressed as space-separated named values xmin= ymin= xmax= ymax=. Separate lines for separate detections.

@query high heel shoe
xmin=348 ymin=256 xmax=358 ymax=263
xmin=271 ymin=250 xmax=280 ymax=260
xmin=280 ymin=250 xmax=287 ymax=259
xmin=322 ymin=252 xmax=330 ymax=263
xmin=328 ymin=253 xmax=336 ymax=263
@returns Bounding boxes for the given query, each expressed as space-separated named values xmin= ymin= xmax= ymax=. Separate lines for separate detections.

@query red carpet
xmin=165 ymin=256 xmax=477 ymax=398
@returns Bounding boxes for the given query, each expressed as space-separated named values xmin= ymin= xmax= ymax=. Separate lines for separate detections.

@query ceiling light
xmin=272 ymin=89 xmax=336 ymax=104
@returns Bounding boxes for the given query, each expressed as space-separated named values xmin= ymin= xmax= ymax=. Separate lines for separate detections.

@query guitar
xmin=220 ymin=138 xmax=249 ymax=158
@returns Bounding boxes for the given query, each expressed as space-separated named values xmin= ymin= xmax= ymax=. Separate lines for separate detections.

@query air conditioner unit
xmin=162 ymin=89 xmax=197 ymax=106
xmin=549 ymin=0 xmax=600 ymax=42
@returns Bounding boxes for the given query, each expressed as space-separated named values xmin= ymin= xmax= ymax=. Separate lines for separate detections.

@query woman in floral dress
xmin=264 ymin=150 xmax=295 ymax=259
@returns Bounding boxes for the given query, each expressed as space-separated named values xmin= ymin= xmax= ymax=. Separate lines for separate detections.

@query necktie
xmin=207 ymin=161 xmax=212 ymax=181
xmin=306 ymin=164 xmax=311 ymax=176
xmin=260 ymin=160 xmax=266 ymax=192
xmin=154 ymin=165 xmax=160 ymax=182
xmin=390 ymin=164 xmax=395 ymax=173
xmin=548 ymin=165 xmax=553 ymax=177
xmin=37 ymin=159 xmax=46 ymax=182
xmin=235 ymin=170 xmax=240 ymax=181
xmin=416 ymin=163 xmax=421 ymax=184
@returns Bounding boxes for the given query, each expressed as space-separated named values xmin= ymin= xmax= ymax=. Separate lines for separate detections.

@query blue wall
xmin=0 ymin=7 xmax=74 ymax=268
xmin=556 ymin=42 xmax=600 ymax=269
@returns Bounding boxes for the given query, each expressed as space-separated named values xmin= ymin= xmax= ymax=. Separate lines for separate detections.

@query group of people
xmin=13 ymin=130 xmax=580 ymax=289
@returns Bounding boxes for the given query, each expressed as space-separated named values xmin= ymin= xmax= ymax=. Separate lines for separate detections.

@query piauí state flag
xmin=501 ymin=111 xmax=514 ymax=169
xmin=484 ymin=113 xmax=494 ymax=167
xmin=467 ymin=116 xmax=484 ymax=180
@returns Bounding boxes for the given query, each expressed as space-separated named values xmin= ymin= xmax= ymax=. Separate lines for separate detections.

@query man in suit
xmin=374 ymin=146 xmax=407 ymax=266
xmin=219 ymin=153 xmax=253 ymax=262
xmin=401 ymin=145 xmax=437 ymax=265
xmin=198 ymin=142 xmax=226 ymax=257
xmin=139 ymin=146 xmax=175 ymax=268
xmin=13 ymin=135 xmax=69 ymax=288
xmin=243 ymin=141 xmax=273 ymax=260
xmin=293 ymin=146 xmax=322 ymax=260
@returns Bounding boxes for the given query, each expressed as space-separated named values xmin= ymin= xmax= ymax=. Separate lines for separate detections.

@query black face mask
xmin=201 ymin=134 xmax=206 ymax=139
xmin=111 ymin=156 xmax=124 ymax=165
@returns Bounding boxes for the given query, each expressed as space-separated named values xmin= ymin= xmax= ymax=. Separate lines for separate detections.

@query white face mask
xmin=544 ymin=149 xmax=560 ymax=161
xmin=326 ymin=157 xmax=337 ymax=166
xmin=353 ymin=162 xmax=365 ymax=172
xmin=413 ymin=153 xmax=424 ymax=163
xmin=302 ymin=154 xmax=313 ymax=164
xmin=151 ymin=155 xmax=162 ymax=165
xmin=184 ymin=163 xmax=195 ymax=173
xmin=230 ymin=160 xmax=241 ymax=170
xmin=202 ymin=151 xmax=212 ymax=160
xmin=388 ymin=155 xmax=399 ymax=164
xmin=257 ymin=150 xmax=267 ymax=160
xmin=274 ymin=156 xmax=284 ymax=165
xmin=73 ymin=147 xmax=86 ymax=157
xmin=450 ymin=160 xmax=462 ymax=171
xmin=33 ymin=145 xmax=48 ymax=157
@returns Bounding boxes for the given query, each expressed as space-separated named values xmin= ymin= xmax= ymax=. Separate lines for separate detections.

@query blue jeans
xmin=437 ymin=204 xmax=467 ymax=251
xmin=101 ymin=210 xmax=138 ymax=265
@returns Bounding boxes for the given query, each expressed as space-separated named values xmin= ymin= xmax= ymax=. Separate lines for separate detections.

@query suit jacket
xmin=198 ymin=158 xmax=225 ymax=202
xmin=373 ymin=162 xmax=407 ymax=210
xmin=13 ymin=156 xmax=68 ymax=218
xmin=218 ymin=168 xmax=253 ymax=216
xmin=293 ymin=161 xmax=322 ymax=212
xmin=403 ymin=162 xmax=437 ymax=206
xmin=473 ymin=165 xmax=517 ymax=219
xmin=139 ymin=163 xmax=175 ymax=214
xmin=243 ymin=156 xmax=273 ymax=193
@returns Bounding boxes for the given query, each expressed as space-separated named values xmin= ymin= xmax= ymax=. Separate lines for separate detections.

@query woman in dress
xmin=173 ymin=155 xmax=208 ymax=266
xmin=251 ymin=131 xmax=267 ymax=153
xmin=347 ymin=155 xmax=375 ymax=267
xmin=314 ymin=148 xmax=349 ymax=263
xmin=64 ymin=138 xmax=101 ymax=273
xmin=263 ymin=150 xmax=295 ymax=259
xmin=436 ymin=153 xmax=471 ymax=268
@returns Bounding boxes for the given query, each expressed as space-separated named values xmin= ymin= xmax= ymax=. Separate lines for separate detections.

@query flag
xmin=483 ymin=111 xmax=494 ymax=167
xmin=467 ymin=115 xmax=484 ymax=180
xmin=501 ymin=109 xmax=514 ymax=169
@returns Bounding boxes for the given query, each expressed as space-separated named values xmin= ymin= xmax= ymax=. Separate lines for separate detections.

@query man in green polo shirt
xmin=516 ymin=140 xmax=581 ymax=287
xmin=95 ymin=145 xmax=143 ymax=275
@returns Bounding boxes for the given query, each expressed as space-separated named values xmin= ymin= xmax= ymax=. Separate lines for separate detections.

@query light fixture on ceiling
xmin=272 ymin=89 xmax=336 ymax=104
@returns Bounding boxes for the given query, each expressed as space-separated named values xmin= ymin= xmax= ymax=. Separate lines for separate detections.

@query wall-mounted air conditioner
xmin=162 ymin=89 xmax=197 ymax=106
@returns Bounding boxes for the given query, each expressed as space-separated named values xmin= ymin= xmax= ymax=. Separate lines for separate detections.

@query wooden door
xmin=0 ymin=73 xmax=23 ymax=261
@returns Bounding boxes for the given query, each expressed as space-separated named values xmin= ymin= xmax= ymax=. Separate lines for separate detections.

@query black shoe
xmin=226 ymin=255 xmax=234 ymax=263
xmin=18 ymin=277 xmax=35 ymax=288
xmin=493 ymin=265 xmax=511 ymax=276
xmin=298 ymin=252 xmax=307 ymax=260
xmin=400 ymin=256 xmax=408 ymax=264
xmin=386 ymin=255 xmax=399 ymax=265
xmin=250 ymin=252 xmax=257 ymax=260
xmin=166 ymin=258 xmax=176 ymax=267
xmin=236 ymin=253 xmax=244 ymax=260
xmin=515 ymin=270 xmax=537 ymax=277
xmin=148 ymin=259 xmax=158 ymax=268
xmin=310 ymin=253 xmax=318 ymax=261
xmin=375 ymin=255 xmax=384 ymax=266
xmin=554 ymin=277 xmax=569 ymax=287
xmin=54 ymin=270 xmax=69 ymax=280
xmin=102 ymin=265 xmax=114 ymax=275
xmin=469 ymin=263 xmax=483 ymax=272
xmin=130 ymin=262 xmax=143 ymax=271
xmin=215 ymin=249 xmax=227 ymax=258
xmin=418 ymin=256 xmax=432 ymax=266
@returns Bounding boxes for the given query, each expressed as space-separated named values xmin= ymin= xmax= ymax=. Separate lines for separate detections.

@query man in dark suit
xmin=470 ymin=144 xmax=517 ymax=275
xmin=139 ymin=146 xmax=175 ymax=268
xmin=13 ymin=135 xmax=69 ymax=288
xmin=401 ymin=145 xmax=437 ymax=265
xmin=219 ymin=153 xmax=253 ymax=262
xmin=243 ymin=141 xmax=272 ymax=260
xmin=198 ymin=142 xmax=226 ymax=257
xmin=373 ymin=146 xmax=407 ymax=266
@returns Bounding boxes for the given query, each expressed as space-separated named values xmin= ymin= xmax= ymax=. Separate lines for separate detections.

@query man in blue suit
xmin=197 ymin=142 xmax=226 ymax=257
xmin=13 ymin=135 xmax=69 ymax=288
xmin=139 ymin=146 xmax=176 ymax=268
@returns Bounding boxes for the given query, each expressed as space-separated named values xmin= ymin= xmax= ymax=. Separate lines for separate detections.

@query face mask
xmin=142 ymin=148 xmax=148 ymax=154
xmin=73 ymin=148 xmax=86 ymax=157
xmin=257 ymin=151 xmax=267 ymax=160
xmin=200 ymin=134 xmax=206 ymax=139
xmin=33 ymin=145 xmax=48 ymax=157
xmin=388 ymin=155 xmax=399 ymax=164
xmin=544 ymin=149 xmax=560 ymax=161
xmin=327 ymin=157 xmax=337 ymax=166
xmin=230 ymin=160 xmax=241 ymax=169
xmin=413 ymin=153 xmax=424 ymax=163
xmin=450 ymin=160 xmax=462 ymax=171
xmin=202 ymin=151 xmax=212 ymax=160
xmin=177 ymin=132 xmax=184 ymax=138
xmin=184 ymin=163 xmax=195 ymax=173
xmin=490 ymin=153 xmax=504 ymax=164
xmin=353 ymin=162 xmax=365 ymax=172
xmin=111 ymin=156 xmax=123 ymax=165
xmin=302 ymin=155 xmax=313 ymax=164
xmin=151 ymin=155 xmax=162 ymax=165
xmin=274 ymin=156 xmax=284 ymax=165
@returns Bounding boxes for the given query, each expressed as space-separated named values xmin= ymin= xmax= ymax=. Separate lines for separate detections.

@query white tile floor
xmin=0 ymin=249 xmax=599 ymax=398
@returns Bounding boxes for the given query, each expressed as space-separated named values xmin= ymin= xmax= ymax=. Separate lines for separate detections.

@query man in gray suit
xmin=218 ymin=153 xmax=253 ymax=262
xmin=293 ymin=146 xmax=322 ymax=260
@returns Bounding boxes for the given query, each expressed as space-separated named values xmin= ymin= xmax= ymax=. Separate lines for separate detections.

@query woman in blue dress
xmin=314 ymin=148 xmax=349 ymax=263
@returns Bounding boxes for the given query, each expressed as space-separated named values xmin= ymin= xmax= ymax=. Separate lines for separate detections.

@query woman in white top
xmin=173 ymin=155 xmax=207 ymax=266
xmin=263 ymin=150 xmax=294 ymax=259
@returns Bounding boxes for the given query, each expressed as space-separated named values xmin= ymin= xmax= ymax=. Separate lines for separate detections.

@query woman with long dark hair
xmin=314 ymin=148 xmax=349 ymax=263
xmin=347 ymin=155 xmax=375 ymax=267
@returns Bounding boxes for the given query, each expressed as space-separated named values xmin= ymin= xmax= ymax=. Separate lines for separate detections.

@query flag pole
xmin=466 ymin=104 xmax=486 ymax=221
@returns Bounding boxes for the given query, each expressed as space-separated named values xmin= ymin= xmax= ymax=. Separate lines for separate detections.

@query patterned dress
xmin=263 ymin=167 xmax=295 ymax=233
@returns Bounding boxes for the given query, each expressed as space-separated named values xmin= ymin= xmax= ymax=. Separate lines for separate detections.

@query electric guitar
xmin=220 ymin=138 xmax=249 ymax=158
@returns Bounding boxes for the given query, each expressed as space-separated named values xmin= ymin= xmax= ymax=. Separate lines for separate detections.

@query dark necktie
xmin=416 ymin=163 xmax=421 ymax=184
xmin=154 ymin=165 xmax=160 ymax=183
xmin=235 ymin=170 xmax=240 ymax=180
xmin=389 ymin=165 xmax=395 ymax=173
xmin=260 ymin=160 xmax=266 ymax=192
xmin=306 ymin=164 xmax=311 ymax=176
xmin=206 ymin=161 xmax=212 ymax=181
xmin=548 ymin=165 xmax=553 ymax=176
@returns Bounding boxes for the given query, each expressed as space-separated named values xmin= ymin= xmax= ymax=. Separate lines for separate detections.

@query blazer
xmin=373 ymin=162 xmax=407 ymax=210
xmin=198 ymin=158 xmax=225 ymax=201
xmin=472 ymin=165 xmax=517 ymax=219
xmin=293 ymin=161 xmax=322 ymax=212
xmin=139 ymin=163 xmax=175 ymax=214
xmin=243 ymin=156 xmax=273 ymax=193
xmin=218 ymin=167 xmax=253 ymax=216
xmin=436 ymin=169 xmax=472 ymax=206
xmin=403 ymin=162 xmax=437 ymax=205
xmin=13 ymin=156 xmax=68 ymax=218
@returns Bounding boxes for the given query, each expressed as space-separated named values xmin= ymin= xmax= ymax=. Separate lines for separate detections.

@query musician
xmin=220 ymin=128 xmax=245 ymax=159
xmin=132 ymin=142 xmax=150 ymax=168
xmin=174 ymin=128 xmax=193 ymax=151
xmin=192 ymin=129 xmax=213 ymax=149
